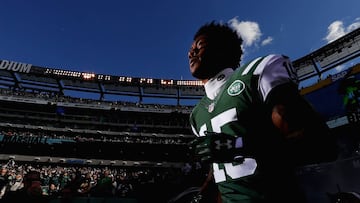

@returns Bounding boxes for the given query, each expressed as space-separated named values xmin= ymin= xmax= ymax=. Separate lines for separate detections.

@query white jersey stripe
xmin=191 ymin=125 xmax=200 ymax=137
xmin=241 ymin=57 xmax=262 ymax=76
xmin=253 ymin=54 xmax=276 ymax=75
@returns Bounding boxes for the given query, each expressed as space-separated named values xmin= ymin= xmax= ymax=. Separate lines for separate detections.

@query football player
xmin=187 ymin=21 xmax=338 ymax=202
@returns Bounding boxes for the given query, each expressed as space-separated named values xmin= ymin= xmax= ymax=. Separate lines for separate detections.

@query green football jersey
xmin=190 ymin=54 xmax=300 ymax=202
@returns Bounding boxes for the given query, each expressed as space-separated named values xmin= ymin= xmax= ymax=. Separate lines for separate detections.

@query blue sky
xmin=0 ymin=0 xmax=359 ymax=82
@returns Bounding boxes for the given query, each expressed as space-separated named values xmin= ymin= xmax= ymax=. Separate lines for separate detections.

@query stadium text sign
xmin=0 ymin=135 xmax=47 ymax=144
xmin=0 ymin=60 xmax=32 ymax=73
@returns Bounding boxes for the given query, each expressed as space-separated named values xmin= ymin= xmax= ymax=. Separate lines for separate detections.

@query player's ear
xmin=271 ymin=104 xmax=289 ymax=135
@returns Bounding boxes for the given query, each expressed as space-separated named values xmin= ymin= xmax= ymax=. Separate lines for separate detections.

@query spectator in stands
xmin=58 ymin=171 xmax=71 ymax=191
xmin=338 ymin=75 xmax=360 ymax=114
xmin=92 ymin=169 xmax=114 ymax=197
xmin=77 ymin=172 xmax=93 ymax=196
xmin=187 ymin=21 xmax=338 ymax=202
xmin=0 ymin=167 xmax=9 ymax=199
xmin=115 ymin=173 xmax=134 ymax=197
xmin=60 ymin=170 xmax=83 ymax=198
xmin=9 ymin=174 xmax=24 ymax=192
xmin=2 ymin=170 xmax=48 ymax=203
xmin=46 ymin=183 xmax=60 ymax=197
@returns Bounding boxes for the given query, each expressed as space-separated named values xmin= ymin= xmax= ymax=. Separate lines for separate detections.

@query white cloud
xmin=324 ymin=18 xmax=360 ymax=43
xmin=335 ymin=64 xmax=346 ymax=72
xmin=348 ymin=22 xmax=360 ymax=32
xmin=228 ymin=17 xmax=262 ymax=47
xmin=261 ymin=36 xmax=273 ymax=46
xmin=321 ymin=64 xmax=346 ymax=78
xmin=324 ymin=21 xmax=345 ymax=43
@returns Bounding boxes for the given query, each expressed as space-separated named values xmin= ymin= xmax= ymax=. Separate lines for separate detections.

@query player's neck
xmin=204 ymin=68 xmax=234 ymax=99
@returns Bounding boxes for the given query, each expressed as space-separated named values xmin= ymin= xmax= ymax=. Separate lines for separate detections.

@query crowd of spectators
xmin=0 ymin=88 xmax=194 ymax=114
xmin=0 ymin=87 xmax=193 ymax=136
xmin=0 ymin=128 xmax=190 ymax=145
xmin=0 ymin=159 xmax=207 ymax=202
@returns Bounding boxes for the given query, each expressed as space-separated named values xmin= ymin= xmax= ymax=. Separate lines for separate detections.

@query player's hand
xmin=189 ymin=131 xmax=244 ymax=163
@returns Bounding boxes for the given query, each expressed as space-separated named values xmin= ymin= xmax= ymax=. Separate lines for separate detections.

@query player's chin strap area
xmin=190 ymin=131 xmax=245 ymax=163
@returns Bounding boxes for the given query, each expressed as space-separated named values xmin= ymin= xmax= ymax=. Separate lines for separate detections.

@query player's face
xmin=188 ymin=35 xmax=220 ymax=80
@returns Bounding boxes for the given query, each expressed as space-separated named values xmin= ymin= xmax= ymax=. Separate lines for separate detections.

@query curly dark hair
xmin=194 ymin=21 xmax=243 ymax=69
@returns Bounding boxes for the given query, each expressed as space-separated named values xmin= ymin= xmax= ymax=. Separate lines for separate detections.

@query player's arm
xmin=267 ymin=82 xmax=338 ymax=165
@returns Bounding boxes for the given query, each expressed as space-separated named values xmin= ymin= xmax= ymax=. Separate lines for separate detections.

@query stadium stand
xmin=0 ymin=27 xmax=359 ymax=203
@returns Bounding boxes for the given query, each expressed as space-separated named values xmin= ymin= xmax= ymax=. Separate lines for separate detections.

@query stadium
xmin=0 ymin=27 xmax=359 ymax=203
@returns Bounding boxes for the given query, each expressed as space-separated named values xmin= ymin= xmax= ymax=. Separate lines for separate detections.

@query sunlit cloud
xmin=335 ymin=64 xmax=346 ymax=72
xmin=261 ymin=36 xmax=273 ymax=46
xmin=228 ymin=17 xmax=262 ymax=47
xmin=324 ymin=18 xmax=360 ymax=43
